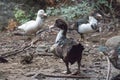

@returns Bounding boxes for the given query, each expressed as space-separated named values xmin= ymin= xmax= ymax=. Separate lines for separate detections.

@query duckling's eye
xmin=41 ymin=11 xmax=43 ymax=13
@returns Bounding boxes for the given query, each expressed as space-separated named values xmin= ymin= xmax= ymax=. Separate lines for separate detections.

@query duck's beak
xmin=42 ymin=13 xmax=47 ymax=19
xmin=49 ymin=24 xmax=56 ymax=28
xmin=43 ymin=13 xmax=47 ymax=16
xmin=96 ymin=13 xmax=102 ymax=19
xmin=48 ymin=24 xmax=56 ymax=32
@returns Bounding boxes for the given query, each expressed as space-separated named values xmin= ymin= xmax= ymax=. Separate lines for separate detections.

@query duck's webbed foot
xmin=64 ymin=61 xmax=71 ymax=74
xmin=79 ymin=33 xmax=84 ymax=42
xmin=62 ymin=70 xmax=71 ymax=74
xmin=72 ymin=60 xmax=81 ymax=75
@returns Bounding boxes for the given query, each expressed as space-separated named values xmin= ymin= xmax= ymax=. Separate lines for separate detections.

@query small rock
xmin=25 ymin=72 xmax=36 ymax=77
xmin=34 ymin=73 xmax=46 ymax=79
xmin=105 ymin=36 xmax=120 ymax=48
xmin=84 ymin=47 xmax=91 ymax=52
xmin=36 ymin=44 xmax=50 ymax=52
xmin=89 ymin=49 xmax=96 ymax=54
xmin=94 ymin=62 xmax=101 ymax=65
xmin=100 ymin=66 xmax=105 ymax=69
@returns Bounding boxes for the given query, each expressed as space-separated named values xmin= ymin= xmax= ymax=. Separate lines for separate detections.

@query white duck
xmin=16 ymin=9 xmax=47 ymax=35
xmin=77 ymin=16 xmax=98 ymax=34
xmin=72 ymin=12 xmax=102 ymax=40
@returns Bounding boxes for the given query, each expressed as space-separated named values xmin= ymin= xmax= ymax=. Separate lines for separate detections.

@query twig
xmin=35 ymin=73 xmax=91 ymax=79
xmin=0 ymin=44 xmax=32 ymax=58
xmin=37 ymin=53 xmax=53 ymax=56
xmin=102 ymin=52 xmax=111 ymax=80
xmin=106 ymin=55 xmax=111 ymax=80
xmin=36 ymin=28 xmax=50 ymax=35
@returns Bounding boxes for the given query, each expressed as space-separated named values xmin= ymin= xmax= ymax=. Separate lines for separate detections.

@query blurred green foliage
xmin=14 ymin=0 xmax=112 ymax=23
xmin=14 ymin=8 xmax=36 ymax=24
xmin=46 ymin=1 xmax=93 ymax=21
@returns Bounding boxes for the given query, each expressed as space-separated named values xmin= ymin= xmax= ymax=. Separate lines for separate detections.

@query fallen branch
xmin=0 ymin=44 xmax=32 ymax=58
xmin=36 ymin=28 xmax=50 ymax=35
xmin=1 ymin=44 xmax=54 ymax=59
xmin=35 ymin=73 xmax=91 ymax=79
xmin=37 ymin=53 xmax=54 ymax=56
xmin=101 ymin=52 xmax=111 ymax=80
xmin=106 ymin=55 xmax=111 ymax=80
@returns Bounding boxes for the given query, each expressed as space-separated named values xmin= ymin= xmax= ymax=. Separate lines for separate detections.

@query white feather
xmin=89 ymin=16 xmax=97 ymax=25
xmin=55 ymin=30 xmax=64 ymax=43
xmin=78 ymin=23 xmax=93 ymax=33
xmin=78 ymin=16 xmax=98 ymax=33
xmin=18 ymin=9 xmax=47 ymax=35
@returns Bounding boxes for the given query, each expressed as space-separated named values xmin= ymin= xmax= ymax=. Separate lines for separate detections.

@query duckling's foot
xmin=62 ymin=70 xmax=71 ymax=74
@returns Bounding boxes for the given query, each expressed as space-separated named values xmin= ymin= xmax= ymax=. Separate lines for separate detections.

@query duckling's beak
xmin=49 ymin=24 xmax=56 ymax=32
xmin=42 ymin=13 xmax=47 ymax=19
xmin=43 ymin=13 xmax=47 ymax=17
xmin=96 ymin=13 xmax=102 ymax=20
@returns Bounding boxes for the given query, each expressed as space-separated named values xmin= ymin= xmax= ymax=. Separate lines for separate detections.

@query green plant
xmin=46 ymin=1 xmax=93 ymax=21
xmin=14 ymin=8 xmax=36 ymax=24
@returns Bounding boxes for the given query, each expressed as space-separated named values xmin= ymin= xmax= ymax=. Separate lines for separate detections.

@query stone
xmin=25 ymin=72 xmax=36 ymax=77
xmin=36 ymin=44 xmax=50 ymax=52
xmin=105 ymin=36 xmax=120 ymax=48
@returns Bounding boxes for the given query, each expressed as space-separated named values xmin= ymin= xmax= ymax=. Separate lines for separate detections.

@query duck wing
xmin=55 ymin=38 xmax=77 ymax=59
xmin=18 ymin=20 xmax=36 ymax=31
xmin=75 ymin=16 xmax=89 ymax=27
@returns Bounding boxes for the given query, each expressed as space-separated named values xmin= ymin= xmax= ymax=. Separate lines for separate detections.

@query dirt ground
xmin=0 ymin=18 xmax=120 ymax=80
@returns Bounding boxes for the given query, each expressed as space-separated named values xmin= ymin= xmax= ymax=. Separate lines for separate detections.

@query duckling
xmin=50 ymin=19 xmax=84 ymax=74
xmin=72 ymin=12 xmax=102 ymax=41
xmin=14 ymin=9 xmax=47 ymax=35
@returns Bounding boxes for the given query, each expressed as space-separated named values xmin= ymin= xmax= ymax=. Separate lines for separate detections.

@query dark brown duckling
xmin=50 ymin=19 xmax=84 ymax=74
